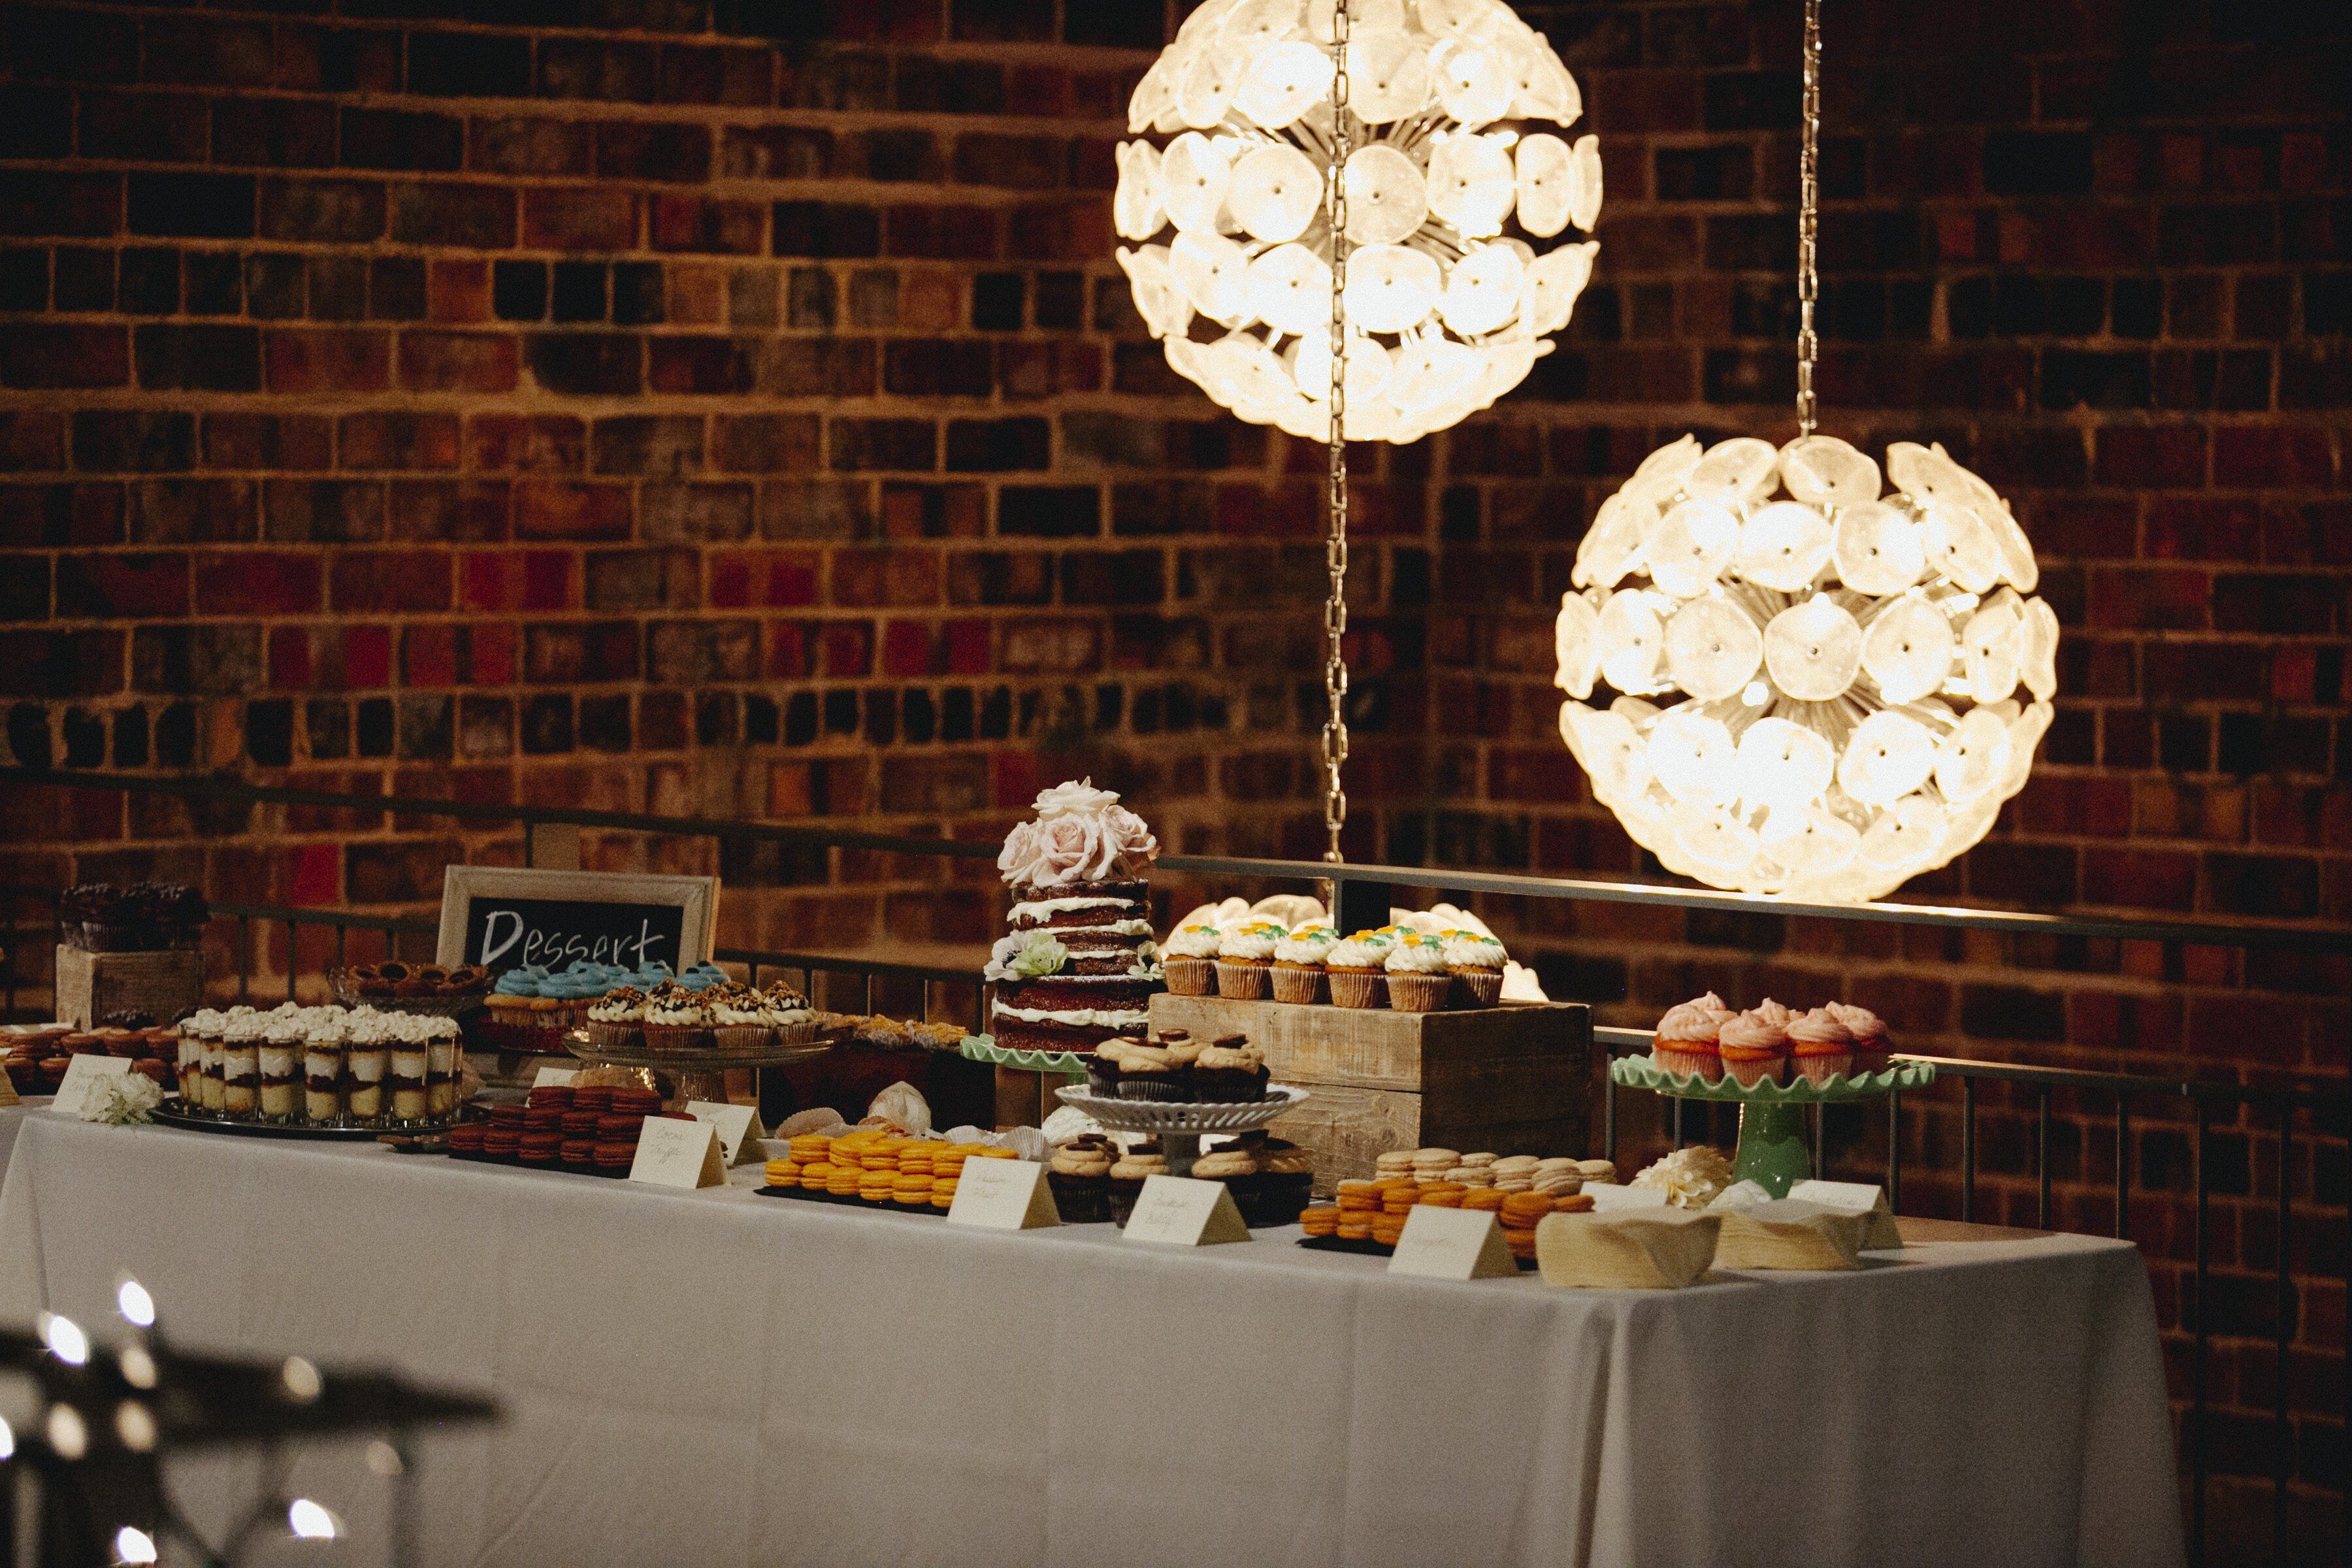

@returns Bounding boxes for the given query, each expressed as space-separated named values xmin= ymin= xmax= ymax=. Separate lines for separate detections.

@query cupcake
xmin=1190 ymin=1032 xmax=1268 ymax=1103
xmin=761 ymin=980 xmax=818 ymax=1045
xmin=1047 ymin=1134 xmax=1117 ymax=1223
xmin=1107 ymin=1141 xmax=1167 ymax=1226
xmin=1718 ymin=1000 xmax=1791 ymax=1087
xmin=1215 ymin=921 xmax=1284 ymax=1000
xmin=1085 ymin=1041 xmax=1124 ymax=1097
xmin=1271 ymin=925 xmax=1336 ymax=1005
xmin=586 ymin=986 xmax=647 ymax=1051
xmin=1829 ymin=1001 xmax=1892 ymax=1074
xmin=485 ymin=966 xmax=553 ymax=1034
xmin=1163 ymin=922 xmax=1222 ymax=996
xmin=1441 ymin=930 xmax=1508 ymax=1007
xmin=641 ymin=981 xmax=709 ymax=1056
xmin=1788 ymin=1005 xmax=1855 ymax=1085
xmin=1325 ymin=930 xmax=1394 ymax=1008
xmin=1250 ymin=1139 xmax=1315 ymax=1227
xmin=1651 ymin=992 xmax=1733 ymax=1083
xmin=1383 ymin=933 xmax=1453 ymax=1012
xmin=678 ymin=961 xmax=731 ymax=992
xmin=1111 ymin=1038 xmax=1189 ymax=1102
xmin=704 ymin=982 xmax=770 ymax=1054
xmin=1190 ymin=1145 xmax=1262 ymax=1223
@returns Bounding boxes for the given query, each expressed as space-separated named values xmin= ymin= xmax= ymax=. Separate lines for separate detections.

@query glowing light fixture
xmin=1117 ymin=0 xmax=1601 ymax=444
xmin=1551 ymin=1 xmax=2055 ymax=901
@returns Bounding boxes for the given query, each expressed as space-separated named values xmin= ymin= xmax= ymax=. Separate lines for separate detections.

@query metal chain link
xmin=1322 ymin=0 xmax=1352 ymax=863
xmin=1795 ymin=0 xmax=1821 ymax=436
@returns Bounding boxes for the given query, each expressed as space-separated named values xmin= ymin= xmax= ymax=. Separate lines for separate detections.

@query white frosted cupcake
xmin=1215 ymin=921 xmax=1283 ymax=999
xmin=586 ymin=986 xmax=646 ymax=1051
xmin=761 ymin=981 xmax=818 ymax=1045
xmin=706 ymin=983 xmax=770 ymax=1054
xmin=1384 ymin=933 xmax=1453 ymax=1012
xmin=1325 ymin=931 xmax=1394 ymax=1009
xmin=1164 ymin=922 xmax=1220 ymax=995
xmin=1440 ymin=930 xmax=1508 ymax=1007
xmin=1271 ymin=924 xmax=1336 ymax=1005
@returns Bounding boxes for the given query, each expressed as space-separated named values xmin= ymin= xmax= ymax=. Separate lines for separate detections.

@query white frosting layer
xmin=1008 ymin=896 xmax=1137 ymax=921
xmin=258 ymin=1046 xmax=295 ymax=1074
xmin=990 ymin=1004 xmax=1154 ymax=1028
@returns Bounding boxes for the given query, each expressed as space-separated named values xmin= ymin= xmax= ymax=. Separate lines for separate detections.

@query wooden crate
xmin=1149 ymin=994 xmax=1592 ymax=1189
xmin=53 ymin=945 xmax=204 ymax=1029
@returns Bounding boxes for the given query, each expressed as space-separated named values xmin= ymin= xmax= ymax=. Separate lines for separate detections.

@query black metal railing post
xmin=1962 ymin=1077 xmax=1977 ymax=1223
xmin=2192 ymin=1096 xmax=2210 ymax=1566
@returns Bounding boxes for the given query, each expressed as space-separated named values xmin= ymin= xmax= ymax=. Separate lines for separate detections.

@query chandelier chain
xmin=1322 ymin=0 xmax=1352 ymax=863
xmin=1795 ymin=0 xmax=1821 ymax=436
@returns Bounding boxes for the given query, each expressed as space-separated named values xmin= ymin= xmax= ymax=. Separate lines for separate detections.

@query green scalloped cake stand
xmin=958 ymin=1034 xmax=1088 ymax=1081
xmin=1609 ymin=1056 xmax=1936 ymax=1197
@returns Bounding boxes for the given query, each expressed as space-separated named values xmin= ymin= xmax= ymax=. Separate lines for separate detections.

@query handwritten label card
xmin=1388 ymin=1205 xmax=1520 ymax=1281
xmin=1586 ymin=1183 xmax=1671 ymax=1213
xmin=51 ymin=1054 xmax=137 ymax=1117
xmin=945 ymin=1158 xmax=1060 ymax=1230
xmin=1122 ymin=1175 xmax=1250 ymax=1247
xmin=685 ymin=1100 xmax=768 ymax=1166
xmin=531 ymin=1065 xmax=578 ymax=1090
xmin=1788 ymin=1179 xmax=1903 ymax=1250
xmin=627 ymin=1117 xmax=726 ymax=1189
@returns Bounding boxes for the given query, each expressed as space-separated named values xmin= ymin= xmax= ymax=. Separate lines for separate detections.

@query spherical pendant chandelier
xmin=1117 ymin=0 xmax=1601 ymax=444
xmin=1551 ymin=0 xmax=2057 ymax=902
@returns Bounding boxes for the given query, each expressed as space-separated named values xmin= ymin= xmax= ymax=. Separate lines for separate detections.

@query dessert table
xmin=0 ymin=1112 xmax=2183 ymax=1568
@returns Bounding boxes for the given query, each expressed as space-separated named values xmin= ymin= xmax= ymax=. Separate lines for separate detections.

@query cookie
xmin=1299 ymin=1206 xmax=1342 ymax=1237
xmin=1446 ymin=1166 xmax=1496 ymax=1186
xmin=1489 ymin=1155 xmax=1541 ymax=1178
xmin=1374 ymin=1151 xmax=1419 ymax=1176
xmin=1501 ymin=1192 xmax=1556 ymax=1225
xmin=1463 ymin=1188 xmax=1507 ymax=1212
xmin=1457 ymin=1152 xmax=1498 ymax=1169
xmin=1554 ymin=1192 xmax=1595 ymax=1213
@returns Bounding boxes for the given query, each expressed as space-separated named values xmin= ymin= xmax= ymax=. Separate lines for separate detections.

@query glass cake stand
xmin=1609 ymin=1056 xmax=1935 ymax=1196
xmin=958 ymin=1034 xmax=1088 ymax=1080
xmin=562 ymin=1028 xmax=832 ymax=1108
xmin=1053 ymin=1083 xmax=1309 ymax=1178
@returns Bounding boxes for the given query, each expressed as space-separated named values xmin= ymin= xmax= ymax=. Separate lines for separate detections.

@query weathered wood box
xmin=1149 ymin=994 xmax=1592 ymax=1190
xmin=54 ymin=945 xmax=204 ymax=1029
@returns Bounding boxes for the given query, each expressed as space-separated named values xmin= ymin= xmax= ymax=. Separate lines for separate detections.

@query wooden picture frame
xmin=434 ymin=866 xmax=720 ymax=973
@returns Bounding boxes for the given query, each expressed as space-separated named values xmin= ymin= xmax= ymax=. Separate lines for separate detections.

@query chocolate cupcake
xmin=1190 ymin=1033 xmax=1267 ymax=1103
xmin=1047 ymin=1135 xmax=1117 ymax=1222
xmin=1085 ymin=1044 xmax=1123 ymax=1098
xmin=1112 ymin=1039 xmax=1190 ymax=1102
xmin=1245 ymin=1139 xmax=1316 ymax=1228
xmin=1107 ymin=1141 xmax=1167 ymax=1226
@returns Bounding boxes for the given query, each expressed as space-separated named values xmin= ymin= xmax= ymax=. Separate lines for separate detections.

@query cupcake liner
xmin=1164 ymin=957 xmax=1217 ymax=996
xmin=774 ymin=1019 xmax=819 ymax=1047
xmin=1107 ymin=1179 xmax=1146 ymax=1228
xmin=1450 ymin=968 xmax=1505 ymax=1007
xmin=1085 ymin=1058 xmax=1122 ymax=1097
xmin=1215 ymin=960 xmax=1271 ymax=1000
xmin=1191 ymin=1068 xmax=1267 ymax=1103
xmin=1117 ymin=1073 xmax=1192 ymax=1103
xmin=1652 ymin=1043 xmax=1724 ymax=1083
xmin=585 ymin=1021 xmax=644 ymax=1052
xmin=1270 ymin=965 xmax=1327 ymax=1005
xmin=714 ymin=1023 xmax=771 ymax=1056
xmin=1328 ymin=969 xmax=1387 ymax=1009
xmin=1046 ymin=1173 xmax=1112 ymax=1224
xmin=1791 ymin=1049 xmax=1854 ymax=1086
xmin=1720 ymin=1047 xmax=1787 ymax=1088
xmin=1386 ymin=972 xmax=1452 ymax=1013
xmin=641 ymin=1022 xmax=709 ymax=1057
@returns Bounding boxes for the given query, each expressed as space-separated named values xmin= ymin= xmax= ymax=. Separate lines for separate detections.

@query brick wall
xmin=0 ymin=0 xmax=2344 ymax=1550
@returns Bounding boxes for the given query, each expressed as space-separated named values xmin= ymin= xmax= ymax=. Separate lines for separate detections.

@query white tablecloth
xmin=0 ymin=1113 xmax=2184 ymax=1568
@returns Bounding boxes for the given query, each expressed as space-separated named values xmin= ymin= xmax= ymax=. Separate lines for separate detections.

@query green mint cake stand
xmin=1608 ymin=1056 xmax=1936 ymax=1197
xmin=958 ymin=1034 xmax=1089 ymax=1081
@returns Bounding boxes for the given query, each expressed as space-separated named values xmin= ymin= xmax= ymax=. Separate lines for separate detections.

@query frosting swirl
xmin=1439 ymin=930 xmax=1507 ymax=969
xmin=1166 ymin=923 xmax=1223 ymax=958
xmin=1217 ymin=922 xmax=1284 ymax=961
xmin=1827 ymin=1001 xmax=1887 ymax=1045
xmin=1273 ymin=926 xmax=1337 ymax=965
xmin=1384 ymin=934 xmax=1450 ymax=973
xmin=1655 ymin=992 xmax=1733 ymax=1043
xmin=1326 ymin=931 xmax=1393 ymax=970
xmin=1194 ymin=1034 xmax=1263 ymax=1073
xmin=1786 ymin=1005 xmax=1854 ymax=1048
xmin=1718 ymin=1008 xmax=1789 ymax=1051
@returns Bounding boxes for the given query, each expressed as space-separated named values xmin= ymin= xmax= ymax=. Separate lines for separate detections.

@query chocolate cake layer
xmin=995 ymin=975 xmax=1156 ymax=1011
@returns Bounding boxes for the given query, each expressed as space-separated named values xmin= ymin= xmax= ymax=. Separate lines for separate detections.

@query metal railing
xmin=1 ymin=765 xmax=2344 ymax=1565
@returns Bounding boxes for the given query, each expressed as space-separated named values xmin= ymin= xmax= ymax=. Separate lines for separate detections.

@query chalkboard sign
xmin=434 ymin=868 xmax=719 ymax=974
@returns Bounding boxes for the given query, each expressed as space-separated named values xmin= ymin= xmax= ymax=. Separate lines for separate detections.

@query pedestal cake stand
xmin=1608 ymin=1056 xmax=1936 ymax=1197
xmin=562 ymin=1028 xmax=832 ymax=1108
xmin=958 ymin=1034 xmax=1088 ymax=1081
xmin=1053 ymin=1083 xmax=1309 ymax=1178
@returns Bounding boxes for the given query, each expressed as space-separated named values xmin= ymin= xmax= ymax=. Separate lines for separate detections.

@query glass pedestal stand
xmin=958 ymin=1034 xmax=1088 ymax=1083
xmin=1053 ymin=1083 xmax=1310 ymax=1177
xmin=562 ymin=1029 xmax=832 ymax=1109
xmin=1608 ymin=1056 xmax=1935 ymax=1196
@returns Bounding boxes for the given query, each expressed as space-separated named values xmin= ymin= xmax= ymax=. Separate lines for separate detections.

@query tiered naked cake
xmin=987 ymin=781 xmax=1162 ymax=1057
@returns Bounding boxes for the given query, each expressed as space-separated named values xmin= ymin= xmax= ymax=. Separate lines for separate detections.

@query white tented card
xmin=50 ymin=1054 xmax=136 ymax=1117
xmin=1586 ymin=1183 xmax=1671 ymax=1213
xmin=1788 ymin=1179 xmax=1903 ymax=1249
xmin=627 ymin=1118 xmax=726 ymax=1188
xmin=1388 ymin=1205 xmax=1520 ymax=1281
xmin=945 ymin=1158 xmax=1060 ymax=1230
xmin=531 ymin=1065 xmax=578 ymax=1088
xmin=684 ymin=1100 xmax=768 ymax=1165
xmin=1123 ymin=1175 xmax=1250 ymax=1246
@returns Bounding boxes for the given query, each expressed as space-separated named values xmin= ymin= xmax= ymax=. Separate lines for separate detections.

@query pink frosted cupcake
xmin=1787 ymin=1005 xmax=1855 ymax=1085
xmin=1718 ymin=1000 xmax=1791 ymax=1088
xmin=1650 ymin=992 xmax=1733 ymax=1083
xmin=1829 ymin=1002 xmax=1891 ymax=1075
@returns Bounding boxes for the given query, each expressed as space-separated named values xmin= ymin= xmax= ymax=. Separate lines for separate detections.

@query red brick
xmin=460 ymin=549 xmax=576 ymax=613
xmin=707 ymin=548 xmax=819 ymax=609
xmin=329 ymin=549 xmax=450 ymax=613
xmin=397 ymin=333 xmax=518 ymax=393
xmin=0 ymin=324 xmax=130 ymax=389
xmin=523 ymin=187 xmax=638 ymax=251
xmin=515 ymin=482 xmax=630 ymax=541
xmin=193 ymin=550 xmax=318 ymax=615
xmin=265 ymin=330 xmax=391 ymax=393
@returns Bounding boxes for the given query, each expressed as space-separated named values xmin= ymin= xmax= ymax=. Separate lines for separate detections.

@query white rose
xmin=1032 ymin=777 xmax=1120 ymax=819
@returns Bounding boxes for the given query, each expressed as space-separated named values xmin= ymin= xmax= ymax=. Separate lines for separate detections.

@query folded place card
xmin=1123 ymin=1175 xmax=1250 ymax=1247
xmin=1787 ymin=1179 xmax=1903 ymax=1250
xmin=945 ymin=1158 xmax=1061 ymax=1230
xmin=627 ymin=1117 xmax=727 ymax=1189
xmin=50 ymin=1054 xmax=137 ymax=1117
xmin=683 ymin=1100 xmax=768 ymax=1166
xmin=1585 ymin=1183 xmax=1671 ymax=1213
xmin=531 ymin=1065 xmax=579 ymax=1089
xmin=1389 ymin=1205 xmax=1521 ymax=1281
xmin=1535 ymin=1208 xmax=1722 ymax=1289
xmin=1714 ymin=1200 xmax=1872 ymax=1271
